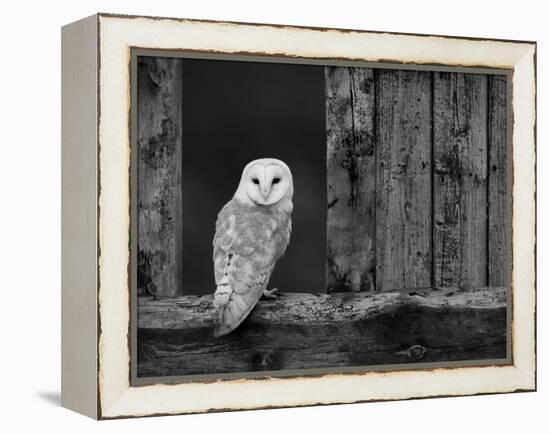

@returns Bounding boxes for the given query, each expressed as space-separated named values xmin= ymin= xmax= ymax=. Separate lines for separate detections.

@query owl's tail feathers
xmin=213 ymin=284 xmax=233 ymax=337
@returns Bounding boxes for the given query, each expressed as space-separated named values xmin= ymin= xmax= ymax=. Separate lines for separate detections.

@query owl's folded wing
xmin=212 ymin=206 xmax=273 ymax=337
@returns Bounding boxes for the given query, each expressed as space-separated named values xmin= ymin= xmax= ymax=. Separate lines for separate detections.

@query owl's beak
xmin=261 ymin=185 xmax=270 ymax=199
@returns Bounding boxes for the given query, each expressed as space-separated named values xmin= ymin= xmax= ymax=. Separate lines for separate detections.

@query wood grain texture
xmin=487 ymin=75 xmax=508 ymax=287
xmin=326 ymin=67 xmax=376 ymax=292
xmin=433 ymin=72 xmax=488 ymax=289
xmin=137 ymin=57 xmax=183 ymax=296
xmin=375 ymin=70 xmax=432 ymax=291
xmin=137 ymin=288 xmax=507 ymax=377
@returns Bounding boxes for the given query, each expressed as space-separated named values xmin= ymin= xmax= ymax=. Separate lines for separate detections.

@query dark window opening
xmin=180 ymin=58 xmax=327 ymax=295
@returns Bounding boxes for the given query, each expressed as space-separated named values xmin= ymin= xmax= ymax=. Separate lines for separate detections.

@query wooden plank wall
xmin=487 ymin=75 xmax=509 ymax=287
xmin=326 ymin=68 xmax=507 ymax=292
xmin=326 ymin=67 xmax=376 ymax=292
xmin=375 ymin=70 xmax=432 ymax=291
xmin=137 ymin=57 xmax=184 ymax=296
xmin=433 ymin=72 xmax=488 ymax=289
xmin=136 ymin=62 xmax=506 ymax=296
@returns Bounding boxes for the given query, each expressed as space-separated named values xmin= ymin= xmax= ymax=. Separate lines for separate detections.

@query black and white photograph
xmin=134 ymin=53 xmax=510 ymax=380
xmin=1 ymin=0 xmax=545 ymax=429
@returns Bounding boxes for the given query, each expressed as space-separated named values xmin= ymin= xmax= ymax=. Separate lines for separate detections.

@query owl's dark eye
xmin=252 ymin=178 xmax=259 ymax=185
xmin=272 ymin=177 xmax=281 ymax=184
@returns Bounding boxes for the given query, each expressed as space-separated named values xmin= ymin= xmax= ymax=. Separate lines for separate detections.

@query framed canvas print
xmin=61 ymin=13 xmax=536 ymax=419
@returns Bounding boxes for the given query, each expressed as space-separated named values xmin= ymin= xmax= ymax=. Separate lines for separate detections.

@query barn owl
xmin=212 ymin=158 xmax=293 ymax=337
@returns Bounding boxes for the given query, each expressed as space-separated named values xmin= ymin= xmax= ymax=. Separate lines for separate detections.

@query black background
xmin=180 ymin=58 xmax=326 ymax=295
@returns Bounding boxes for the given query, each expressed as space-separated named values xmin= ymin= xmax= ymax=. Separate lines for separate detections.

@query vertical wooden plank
xmin=137 ymin=57 xmax=183 ymax=296
xmin=433 ymin=72 xmax=488 ymax=289
xmin=487 ymin=75 xmax=508 ymax=286
xmin=326 ymin=66 xmax=376 ymax=292
xmin=375 ymin=70 xmax=432 ymax=291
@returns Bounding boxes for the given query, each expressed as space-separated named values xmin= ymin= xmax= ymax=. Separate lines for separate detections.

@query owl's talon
xmin=262 ymin=288 xmax=279 ymax=300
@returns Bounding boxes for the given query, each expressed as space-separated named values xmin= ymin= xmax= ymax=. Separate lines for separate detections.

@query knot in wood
xmin=398 ymin=344 xmax=427 ymax=360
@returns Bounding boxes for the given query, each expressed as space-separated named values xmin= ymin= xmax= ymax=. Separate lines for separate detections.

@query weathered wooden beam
xmin=325 ymin=66 xmax=376 ymax=292
xmin=488 ymin=75 xmax=508 ymax=287
xmin=137 ymin=57 xmax=183 ymax=296
xmin=433 ymin=72 xmax=489 ymax=289
xmin=137 ymin=287 xmax=507 ymax=377
xmin=375 ymin=70 xmax=432 ymax=291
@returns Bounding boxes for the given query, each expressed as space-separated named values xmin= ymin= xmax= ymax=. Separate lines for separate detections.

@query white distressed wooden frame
xmin=61 ymin=13 xmax=536 ymax=419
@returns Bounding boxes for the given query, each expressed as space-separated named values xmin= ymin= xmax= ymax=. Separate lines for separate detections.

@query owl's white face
xmin=235 ymin=158 xmax=293 ymax=206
